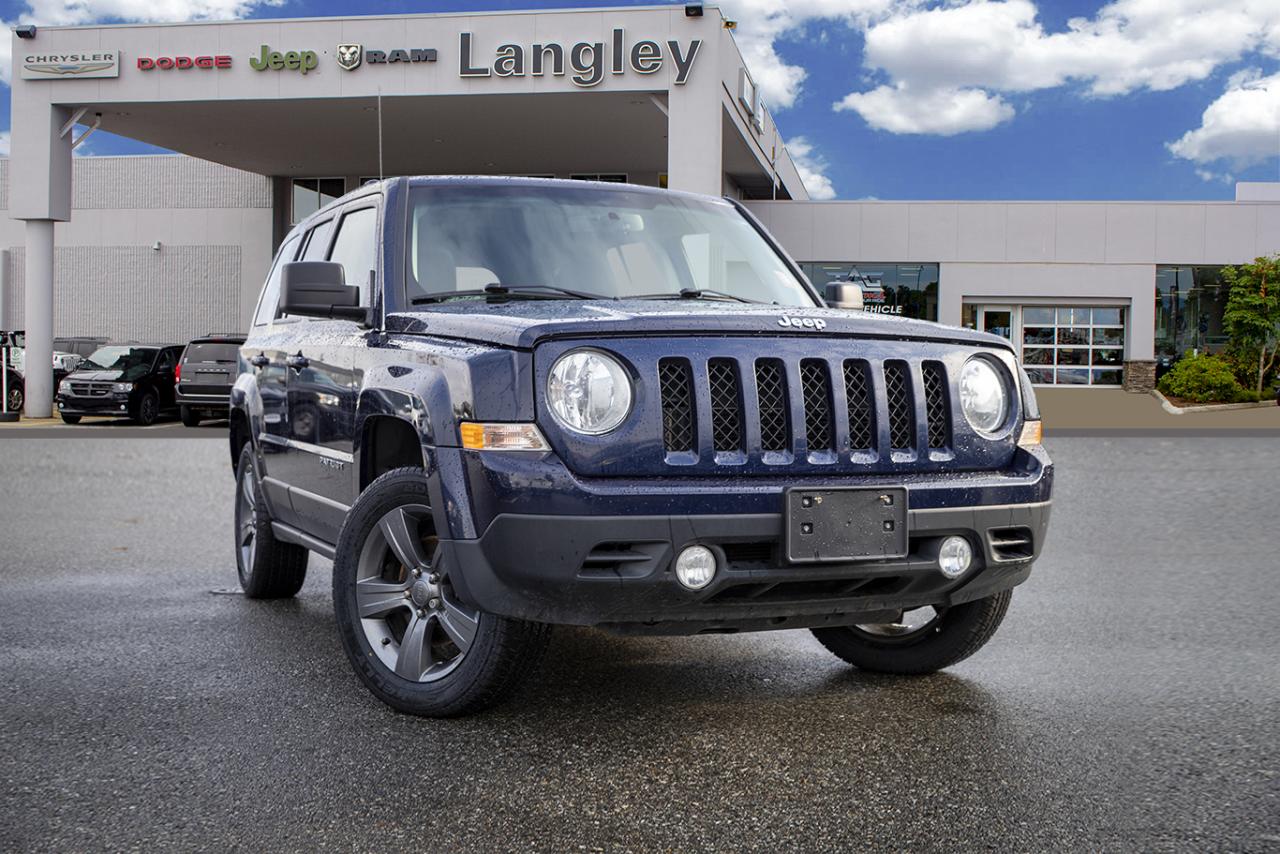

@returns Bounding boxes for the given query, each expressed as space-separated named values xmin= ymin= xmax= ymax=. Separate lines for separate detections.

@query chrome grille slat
xmin=842 ymin=360 xmax=875 ymax=451
xmin=800 ymin=360 xmax=833 ymax=452
xmin=657 ymin=358 xmax=695 ymax=453
xmin=922 ymin=361 xmax=950 ymax=449
xmin=754 ymin=360 xmax=790 ymax=453
xmin=884 ymin=361 xmax=915 ymax=450
xmin=708 ymin=359 xmax=744 ymax=453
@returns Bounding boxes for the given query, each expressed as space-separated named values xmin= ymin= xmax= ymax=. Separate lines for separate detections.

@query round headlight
xmin=547 ymin=350 xmax=632 ymax=435
xmin=959 ymin=358 xmax=1009 ymax=436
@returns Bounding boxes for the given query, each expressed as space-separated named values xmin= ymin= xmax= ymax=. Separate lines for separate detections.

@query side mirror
xmin=280 ymin=261 xmax=367 ymax=322
xmin=824 ymin=282 xmax=865 ymax=311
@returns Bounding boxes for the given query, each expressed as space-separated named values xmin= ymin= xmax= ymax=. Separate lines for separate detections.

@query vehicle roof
xmin=187 ymin=335 xmax=247 ymax=343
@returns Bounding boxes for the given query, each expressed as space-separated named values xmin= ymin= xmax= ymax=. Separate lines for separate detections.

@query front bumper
xmin=56 ymin=394 xmax=132 ymax=416
xmin=439 ymin=445 xmax=1053 ymax=634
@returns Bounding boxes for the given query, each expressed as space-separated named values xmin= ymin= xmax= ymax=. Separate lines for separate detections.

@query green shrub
xmin=1158 ymin=353 xmax=1257 ymax=403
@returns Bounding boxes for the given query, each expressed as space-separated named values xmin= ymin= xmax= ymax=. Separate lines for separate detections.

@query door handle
xmin=249 ymin=353 xmax=270 ymax=368
xmin=286 ymin=353 xmax=310 ymax=371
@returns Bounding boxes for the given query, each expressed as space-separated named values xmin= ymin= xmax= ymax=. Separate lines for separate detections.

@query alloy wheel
xmin=354 ymin=504 xmax=479 ymax=683
xmin=852 ymin=605 xmax=943 ymax=641
xmin=237 ymin=468 xmax=258 ymax=573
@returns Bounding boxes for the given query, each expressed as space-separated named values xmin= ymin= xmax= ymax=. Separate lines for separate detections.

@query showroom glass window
xmin=291 ymin=178 xmax=346 ymax=224
xmin=801 ymin=263 xmax=939 ymax=321
xmin=1021 ymin=307 xmax=1126 ymax=386
xmin=1155 ymin=266 xmax=1228 ymax=359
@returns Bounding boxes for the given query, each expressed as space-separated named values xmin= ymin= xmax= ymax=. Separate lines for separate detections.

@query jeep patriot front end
xmin=229 ymin=177 xmax=1052 ymax=716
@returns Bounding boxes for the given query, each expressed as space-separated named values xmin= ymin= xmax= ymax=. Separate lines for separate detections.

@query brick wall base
xmin=1123 ymin=360 xmax=1156 ymax=393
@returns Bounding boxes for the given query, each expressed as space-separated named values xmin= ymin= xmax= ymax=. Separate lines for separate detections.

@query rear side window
xmin=327 ymin=206 xmax=379 ymax=301
xmin=252 ymin=234 xmax=302 ymax=326
xmin=184 ymin=343 xmax=240 ymax=363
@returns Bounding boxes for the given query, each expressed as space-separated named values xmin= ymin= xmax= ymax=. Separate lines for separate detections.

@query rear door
xmin=283 ymin=200 xmax=380 ymax=542
xmin=181 ymin=341 xmax=239 ymax=397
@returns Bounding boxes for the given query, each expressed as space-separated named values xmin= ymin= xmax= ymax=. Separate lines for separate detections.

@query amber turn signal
xmin=459 ymin=422 xmax=549 ymax=451
xmin=1017 ymin=420 xmax=1043 ymax=448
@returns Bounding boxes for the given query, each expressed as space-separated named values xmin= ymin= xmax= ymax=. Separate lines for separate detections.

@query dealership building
xmin=4 ymin=3 xmax=1279 ymax=415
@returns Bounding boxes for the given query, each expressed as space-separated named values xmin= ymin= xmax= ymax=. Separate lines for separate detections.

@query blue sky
xmin=2 ymin=0 xmax=1277 ymax=201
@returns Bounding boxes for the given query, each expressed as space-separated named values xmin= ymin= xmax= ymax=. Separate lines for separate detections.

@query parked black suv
xmin=230 ymin=177 xmax=1052 ymax=717
xmin=57 ymin=343 xmax=183 ymax=425
xmin=177 ymin=334 xmax=246 ymax=426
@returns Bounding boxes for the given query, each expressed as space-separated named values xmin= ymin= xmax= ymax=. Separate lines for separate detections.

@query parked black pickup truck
xmin=229 ymin=177 xmax=1053 ymax=717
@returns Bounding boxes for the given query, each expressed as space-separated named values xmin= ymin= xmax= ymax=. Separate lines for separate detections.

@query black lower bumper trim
xmin=446 ymin=501 xmax=1050 ymax=633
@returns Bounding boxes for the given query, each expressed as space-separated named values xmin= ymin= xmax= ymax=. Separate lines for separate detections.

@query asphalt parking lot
xmin=1 ymin=436 xmax=1277 ymax=852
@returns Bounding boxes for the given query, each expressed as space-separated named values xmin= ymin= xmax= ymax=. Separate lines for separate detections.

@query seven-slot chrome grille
xmin=659 ymin=355 xmax=954 ymax=460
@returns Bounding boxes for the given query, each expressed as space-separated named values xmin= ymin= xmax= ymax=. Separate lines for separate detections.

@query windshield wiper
xmin=628 ymin=288 xmax=763 ymax=304
xmin=411 ymin=283 xmax=604 ymax=305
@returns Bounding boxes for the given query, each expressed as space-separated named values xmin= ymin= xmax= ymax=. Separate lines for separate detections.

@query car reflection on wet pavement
xmin=1 ymin=436 xmax=1276 ymax=851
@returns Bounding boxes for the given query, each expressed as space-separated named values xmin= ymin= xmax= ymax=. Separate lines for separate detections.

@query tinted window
xmin=328 ymin=206 xmax=378 ymax=299
xmin=253 ymin=234 xmax=302 ymax=326
xmin=184 ymin=343 xmax=240 ymax=363
xmin=157 ymin=350 xmax=175 ymax=370
xmin=300 ymin=219 xmax=335 ymax=261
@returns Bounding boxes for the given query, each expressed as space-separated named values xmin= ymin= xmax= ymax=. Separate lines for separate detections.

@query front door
xmin=280 ymin=201 xmax=380 ymax=544
xmin=977 ymin=305 xmax=1016 ymax=342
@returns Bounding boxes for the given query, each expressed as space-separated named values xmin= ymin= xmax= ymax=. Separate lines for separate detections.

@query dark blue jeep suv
xmin=229 ymin=177 xmax=1052 ymax=717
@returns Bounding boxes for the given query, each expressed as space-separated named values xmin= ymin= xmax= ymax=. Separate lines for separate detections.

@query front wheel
xmin=132 ymin=390 xmax=159 ymax=426
xmin=332 ymin=467 xmax=550 ymax=717
xmin=811 ymin=590 xmax=1012 ymax=675
xmin=60 ymin=414 xmax=81 ymax=424
xmin=234 ymin=444 xmax=307 ymax=598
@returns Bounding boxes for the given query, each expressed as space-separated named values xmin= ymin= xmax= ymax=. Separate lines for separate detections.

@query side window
xmin=156 ymin=349 xmax=174 ymax=371
xmin=327 ymin=206 xmax=379 ymax=302
xmin=252 ymin=233 xmax=302 ymax=326
xmin=300 ymin=219 xmax=335 ymax=261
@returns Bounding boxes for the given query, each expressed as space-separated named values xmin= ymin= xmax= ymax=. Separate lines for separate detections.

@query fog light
xmin=674 ymin=545 xmax=716 ymax=590
xmin=937 ymin=536 xmax=973 ymax=579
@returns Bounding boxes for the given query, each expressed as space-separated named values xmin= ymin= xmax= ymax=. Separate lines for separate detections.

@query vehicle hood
xmin=386 ymin=300 xmax=1012 ymax=351
xmin=63 ymin=369 xmax=132 ymax=382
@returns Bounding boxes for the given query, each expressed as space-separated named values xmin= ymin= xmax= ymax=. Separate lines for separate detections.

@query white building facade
xmin=5 ymin=4 xmax=1279 ymax=414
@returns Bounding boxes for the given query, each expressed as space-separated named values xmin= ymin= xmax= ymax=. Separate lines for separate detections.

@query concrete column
xmin=665 ymin=31 xmax=723 ymax=197
xmin=23 ymin=221 xmax=55 ymax=418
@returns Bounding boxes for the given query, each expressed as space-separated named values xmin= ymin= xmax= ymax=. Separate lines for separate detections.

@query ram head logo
xmin=336 ymin=44 xmax=363 ymax=71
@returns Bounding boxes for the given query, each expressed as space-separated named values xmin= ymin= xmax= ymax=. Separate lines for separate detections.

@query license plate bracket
xmin=784 ymin=486 xmax=908 ymax=563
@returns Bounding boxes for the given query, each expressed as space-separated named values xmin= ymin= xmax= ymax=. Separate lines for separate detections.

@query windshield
xmin=403 ymin=184 xmax=817 ymax=307
xmin=81 ymin=346 xmax=157 ymax=379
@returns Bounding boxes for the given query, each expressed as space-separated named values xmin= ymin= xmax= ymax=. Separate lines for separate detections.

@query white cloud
xmin=837 ymin=83 xmax=1015 ymax=134
xmin=1 ymin=0 xmax=284 ymax=83
xmin=0 ymin=131 xmax=10 ymax=156
xmin=838 ymin=0 xmax=1280 ymax=136
xmin=719 ymin=0 xmax=903 ymax=109
xmin=785 ymin=135 xmax=838 ymax=198
xmin=1168 ymin=70 xmax=1280 ymax=172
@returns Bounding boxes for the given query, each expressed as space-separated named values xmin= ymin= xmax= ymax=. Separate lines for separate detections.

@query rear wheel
xmin=811 ymin=591 xmax=1013 ymax=675
xmin=332 ymin=467 xmax=550 ymax=717
xmin=180 ymin=405 xmax=201 ymax=427
xmin=234 ymin=444 xmax=307 ymax=598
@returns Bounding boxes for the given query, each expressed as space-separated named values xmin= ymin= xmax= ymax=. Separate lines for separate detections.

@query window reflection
xmin=801 ymin=262 xmax=940 ymax=321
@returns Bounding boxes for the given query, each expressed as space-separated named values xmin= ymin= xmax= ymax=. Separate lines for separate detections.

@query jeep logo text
xmin=777 ymin=316 xmax=827 ymax=331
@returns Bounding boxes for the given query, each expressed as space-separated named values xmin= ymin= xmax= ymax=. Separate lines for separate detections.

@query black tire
xmin=132 ymin=390 xmax=159 ymax=426
xmin=332 ymin=467 xmax=550 ymax=717
xmin=812 ymin=590 xmax=1013 ymax=675
xmin=234 ymin=443 xmax=307 ymax=599
xmin=6 ymin=381 xmax=22 ymax=414
xmin=60 ymin=414 xmax=81 ymax=424
xmin=180 ymin=405 xmax=202 ymax=427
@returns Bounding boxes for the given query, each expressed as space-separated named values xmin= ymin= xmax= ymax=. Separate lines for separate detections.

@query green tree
xmin=1223 ymin=255 xmax=1280 ymax=397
